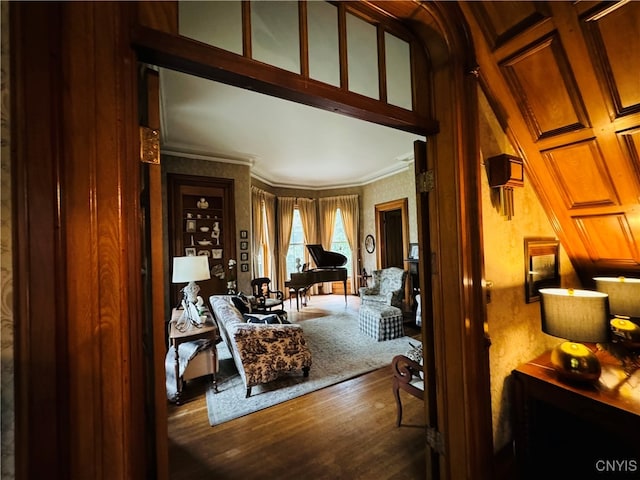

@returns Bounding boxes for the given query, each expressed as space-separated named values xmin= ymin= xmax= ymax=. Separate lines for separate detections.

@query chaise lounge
xmin=209 ymin=295 xmax=312 ymax=397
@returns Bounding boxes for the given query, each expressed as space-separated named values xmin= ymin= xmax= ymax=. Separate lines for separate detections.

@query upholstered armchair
xmin=359 ymin=267 xmax=407 ymax=310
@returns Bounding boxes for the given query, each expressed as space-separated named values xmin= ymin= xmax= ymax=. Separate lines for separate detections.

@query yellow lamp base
xmin=550 ymin=342 xmax=601 ymax=383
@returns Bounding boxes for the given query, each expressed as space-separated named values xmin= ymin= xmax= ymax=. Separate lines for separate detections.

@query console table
xmin=512 ymin=348 xmax=640 ymax=478
xmin=169 ymin=307 xmax=220 ymax=404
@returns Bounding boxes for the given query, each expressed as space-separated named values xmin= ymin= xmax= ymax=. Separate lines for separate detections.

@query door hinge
xmin=426 ymin=426 xmax=445 ymax=454
xmin=416 ymin=170 xmax=435 ymax=193
xmin=140 ymin=126 xmax=160 ymax=164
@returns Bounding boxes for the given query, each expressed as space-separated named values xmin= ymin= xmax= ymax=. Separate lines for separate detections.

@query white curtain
xmin=298 ymin=197 xmax=318 ymax=293
xmin=250 ymin=187 xmax=265 ymax=278
xmin=276 ymin=197 xmax=295 ymax=295
xmin=336 ymin=195 xmax=359 ymax=294
xmin=263 ymin=191 xmax=277 ymax=282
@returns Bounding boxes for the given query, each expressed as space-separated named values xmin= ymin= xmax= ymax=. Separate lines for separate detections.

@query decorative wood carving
xmin=541 ymin=139 xmax=619 ymax=209
xmin=500 ymin=33 xmax=590 ymax=141
xmin=580 ymin=4 xmax=640 ymax=119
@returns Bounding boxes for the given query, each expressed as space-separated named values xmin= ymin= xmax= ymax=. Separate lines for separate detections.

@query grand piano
xmin=285 ymin=244 xmax=348 ymax=310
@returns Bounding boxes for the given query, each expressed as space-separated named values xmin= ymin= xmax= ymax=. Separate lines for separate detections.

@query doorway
xmin=375 ymin=198 xmax=409 ymax=270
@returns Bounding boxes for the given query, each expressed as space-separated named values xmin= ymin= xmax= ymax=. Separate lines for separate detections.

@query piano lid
xmin=306 ymin=244 xmax=347 ymax=268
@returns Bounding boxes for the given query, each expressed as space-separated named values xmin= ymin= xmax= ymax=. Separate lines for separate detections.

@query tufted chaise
xmin=209 ymin=295 xmax=312 ymax=397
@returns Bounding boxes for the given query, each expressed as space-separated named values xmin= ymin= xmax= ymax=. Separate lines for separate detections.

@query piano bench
xmin=358 ymin=304 xmax=404 ymax=341
xmin=288 ymin=286 xmax=310 ymax=310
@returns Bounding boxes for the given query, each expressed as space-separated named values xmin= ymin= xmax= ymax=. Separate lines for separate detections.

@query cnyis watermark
xmin=595 ymin=459 xmax=638 ymax=473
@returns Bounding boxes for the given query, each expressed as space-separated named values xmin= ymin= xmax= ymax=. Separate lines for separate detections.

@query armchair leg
xmin=392 ymin=381 xmax=403 ymax=427
xmin=245 ymin=386 xmax=252 ymax=398
xmin=303 ymin=366 xmax=310 ymax=377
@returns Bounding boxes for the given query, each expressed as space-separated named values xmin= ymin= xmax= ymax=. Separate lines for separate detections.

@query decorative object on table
xmin=211 ymin=263 xmax=225 ymax=280
xmin=197 ymin=197 xmax=209 ymax=209
xmin=594 ymin=276 xmax=640 ymax=347
xmin=198 ymin=250 xmax=210 ymax=256
xmin=365 ymin=234 xmax=375 ymax=253
xmin=539 ymin=288 xmax=610 ymax=382
xmin=524 ymin=237 xmax=560 ymax=303
xmin=240 ymin=229 xmax=248 ymax=239
xmin=295 ymin=257 xmax=302 ymax=272
xmin=172 ymin=256 xmax=212 ymax=331
xmin=197 ymin=239 xmax=212 ymax=246
xmin=240 ymin=241 xmax=248 ymax=250
xmin=199 ymin=226 xmax=210 ymax=233
xmin=226 ymin=259 xmax=237 ymax=294
xmin=211 ymin=221 xmax=221 ymax=245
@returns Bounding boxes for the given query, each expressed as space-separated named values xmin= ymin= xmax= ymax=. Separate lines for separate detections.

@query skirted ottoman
xmin=358 ymin=304 xmax=404 ymax=341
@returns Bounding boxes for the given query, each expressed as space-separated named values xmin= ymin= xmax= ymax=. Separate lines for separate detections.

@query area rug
xmin=205 ymin=310 xmax=417 ymax=426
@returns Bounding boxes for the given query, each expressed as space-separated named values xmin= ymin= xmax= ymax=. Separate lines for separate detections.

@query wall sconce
xmin=486 ymin=154 xmax=524 ymax=220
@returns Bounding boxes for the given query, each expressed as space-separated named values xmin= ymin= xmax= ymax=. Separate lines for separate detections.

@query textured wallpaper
xmin=1 ymin=2 xmax=15 ymax=477
xmin=478 ymin=89 xmax=580 ymax=451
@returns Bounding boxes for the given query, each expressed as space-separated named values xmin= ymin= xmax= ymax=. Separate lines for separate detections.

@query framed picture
xmin=524 ymin=237 xmax=560 ymax=303
xmin=185 ymin=219 xmax=196 ymax=232
xmin=365 ymin=234 xmax=375 ymax=254
xmin=240 ymin=252 xmax=248 ymax=261
xmin=185 ymin=247 xmax=196 ymax=256
xmin=240 ymin=241 xmax=248 ymax=251
xmin=198 ymin=250 xmax=210 ymax=257
xmin=212 ymin=249 xmax=223 ymax=259
xmin=240 ymin=230 xmax=248 ymax=239
xmin=241 ymin=263 xmax=249 ymax=272
xmin=409 ymin=243 xmax=419 ymax=259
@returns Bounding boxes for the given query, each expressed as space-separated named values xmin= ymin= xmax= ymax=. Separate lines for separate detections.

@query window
xmin=330 ymin=209 xmax=352 ymax=277
xmin=286 ymin=209 xmax=306 ymax=276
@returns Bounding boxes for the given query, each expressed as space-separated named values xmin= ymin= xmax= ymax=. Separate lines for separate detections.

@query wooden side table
xmin=169 ymin=307 xmax=220 ymax=405
xmin=512 ymin=348 xmax=640 ymax=478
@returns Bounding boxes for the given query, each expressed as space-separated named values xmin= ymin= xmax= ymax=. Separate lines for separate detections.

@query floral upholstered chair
xmin=209 ymin=295 xmax=311 ymax=397
xmin=359 ymin=267 xmax=408 ymax=310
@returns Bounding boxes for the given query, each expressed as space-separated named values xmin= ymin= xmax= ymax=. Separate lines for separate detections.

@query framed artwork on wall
xmin=240 ymin=241 xmax=248 ymax=251
xmin=240 ymin=252 xmax=248 ymax=261
xmin=241 ymin=263 xmax=249 ymax=272
xmin=524 ymin=237 xmax=560 ymax=303
xmin=240 ymin=230 xmax=248 ymax=239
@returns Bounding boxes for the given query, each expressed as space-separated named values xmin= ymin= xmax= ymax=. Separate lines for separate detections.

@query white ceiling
xmin=159 ymin=68 xmax=423 ymax=190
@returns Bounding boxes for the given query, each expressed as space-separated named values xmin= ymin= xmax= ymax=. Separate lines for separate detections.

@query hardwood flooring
xmin=168 ymin=294 xmax=426 ymax=479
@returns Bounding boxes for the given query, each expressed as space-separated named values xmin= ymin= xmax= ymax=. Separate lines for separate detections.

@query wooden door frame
xmin=11 ymin=2 xmax=493 ymax=479
xmin=374 ymin=198 xmax=409 ymax=270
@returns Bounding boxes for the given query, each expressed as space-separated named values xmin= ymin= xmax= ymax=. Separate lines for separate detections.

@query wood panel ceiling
xmin=459 ymin=0 xmax=640 ymax=284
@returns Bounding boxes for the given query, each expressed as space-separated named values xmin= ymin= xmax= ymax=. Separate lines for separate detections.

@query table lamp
xmin=539 ymin=288 xmax=610 ymax=382
xmin=172 ymin=255 xmax=211 ymax=304
xmin=594 ymin=277 xmax=640 ymax=347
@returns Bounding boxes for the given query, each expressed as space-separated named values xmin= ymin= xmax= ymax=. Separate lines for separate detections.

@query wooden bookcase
xmin=168 ymin=174 xmax=236 ymax=304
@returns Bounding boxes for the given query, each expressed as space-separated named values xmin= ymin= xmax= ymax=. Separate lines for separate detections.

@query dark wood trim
xmin=131 ymin=26 xmax=438 ymax=136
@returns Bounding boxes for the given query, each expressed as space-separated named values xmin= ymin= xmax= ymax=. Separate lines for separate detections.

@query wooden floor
xmin=168 ymin=294 xmax=426 ymax=480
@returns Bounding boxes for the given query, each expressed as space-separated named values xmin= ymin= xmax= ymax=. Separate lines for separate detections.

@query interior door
xmin=382 ymin=209 xmax=404 ymax=268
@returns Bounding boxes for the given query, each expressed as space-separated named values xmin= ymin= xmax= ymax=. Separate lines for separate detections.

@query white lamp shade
xmin=172 ymin=256 xmax=211 ymax=283
xmin=593 ymin=277 xmax=640 ymax=318
xmin=539 ymin=288 xmax=610 ymax=343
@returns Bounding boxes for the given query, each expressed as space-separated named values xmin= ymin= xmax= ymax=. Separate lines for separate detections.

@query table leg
xmin=173 ymin=342 xmax=181 ymax=404
xmin=210 ymin=346 xmax=218 ymax=393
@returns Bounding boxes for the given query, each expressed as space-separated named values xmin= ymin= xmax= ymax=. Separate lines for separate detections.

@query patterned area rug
xmin=205 ymin=310 xmax=417 ymax=426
